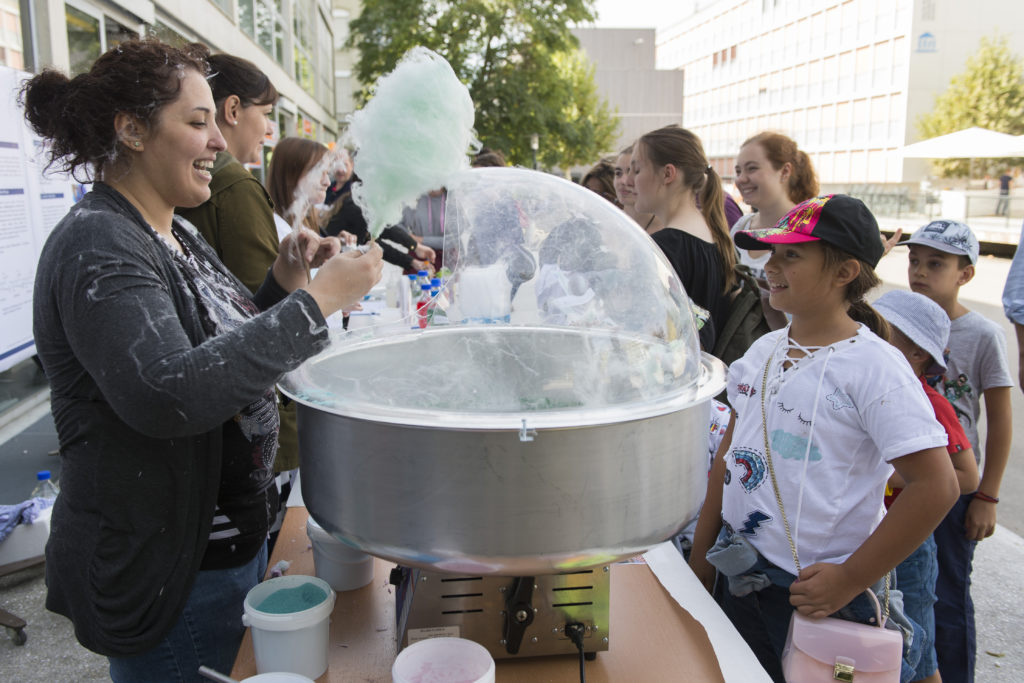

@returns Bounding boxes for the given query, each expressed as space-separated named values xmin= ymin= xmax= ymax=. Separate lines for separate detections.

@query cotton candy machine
xmin=279 ymin=167 xmax=726 ymax=659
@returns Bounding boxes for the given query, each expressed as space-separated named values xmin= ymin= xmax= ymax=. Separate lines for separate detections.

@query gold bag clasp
xmin=833 ymin=660 xmax=855 ymax=682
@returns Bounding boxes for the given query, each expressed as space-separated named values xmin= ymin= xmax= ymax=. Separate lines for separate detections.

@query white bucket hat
xmin=874 ymin=290 xmax=950 ymax=373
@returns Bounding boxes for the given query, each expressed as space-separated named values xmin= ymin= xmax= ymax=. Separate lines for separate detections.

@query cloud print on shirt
xmin=771 ymin=430 xmax=822 ymax=462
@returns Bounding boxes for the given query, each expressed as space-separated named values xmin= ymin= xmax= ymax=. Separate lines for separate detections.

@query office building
xmin=573 ymin=27 xmax=685 ymax=158
xmin=656 ymin=0 xmax=1024 ymax=183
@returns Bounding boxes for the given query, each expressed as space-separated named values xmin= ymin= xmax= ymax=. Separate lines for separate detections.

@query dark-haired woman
xmin=581 ymin=157 xmax=620 ymax=206
xmin=177 ymin=53 xmax=280 ymax=292
xmin=732 ymin=132 xmax=819 ymax=280
xmin=632 ymin=126 xmax=735 ymax=351
xmin=21 ymin=39 xmax=381 ymax=680
xmin=177 ymin=54 xmax=310 ymax=492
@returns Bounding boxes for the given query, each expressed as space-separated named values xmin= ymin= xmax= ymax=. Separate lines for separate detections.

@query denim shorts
xmin=897 ymin=535 xmax=938 ymax=680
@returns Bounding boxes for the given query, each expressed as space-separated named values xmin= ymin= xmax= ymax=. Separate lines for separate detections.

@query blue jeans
xmin=108 ymin=543 xmax=268 ymax=682
xmin=933 ymin=493 xmax=977 ymax=683
xmin=896 ymin=535 xmax=938 ymax=681
xmin=721 ymin=579 xmax=792 ymax=682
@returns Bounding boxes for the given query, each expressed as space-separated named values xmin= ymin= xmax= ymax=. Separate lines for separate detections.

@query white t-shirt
xmin=730 ymin=213 xmax=770 ymax=279
xmin=273 ymin=213 xmax=292 ymax=243
xmin=722 ymin=326 xmax=947 ymax=576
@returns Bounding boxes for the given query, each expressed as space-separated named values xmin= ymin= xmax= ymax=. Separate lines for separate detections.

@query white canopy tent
xmin=900 ymin=127 xmax=1024 ymax=159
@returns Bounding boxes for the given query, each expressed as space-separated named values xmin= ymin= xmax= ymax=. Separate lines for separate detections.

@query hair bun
xmin=21 ymin=69 xmax=74 ymax=140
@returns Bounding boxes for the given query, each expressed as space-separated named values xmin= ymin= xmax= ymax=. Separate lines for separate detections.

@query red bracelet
xmin=973 ymin=491 xmax=1000 ymax=504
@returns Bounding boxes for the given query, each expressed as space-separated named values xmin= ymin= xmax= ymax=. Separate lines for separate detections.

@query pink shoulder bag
xmin=759 ymin=352 xmax=902 ymax=683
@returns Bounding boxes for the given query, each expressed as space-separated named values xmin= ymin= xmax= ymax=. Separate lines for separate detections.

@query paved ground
xmin=2 ymin=242 xmax=1023 ymax=682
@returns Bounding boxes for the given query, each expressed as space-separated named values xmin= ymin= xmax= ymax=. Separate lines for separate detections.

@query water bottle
xmin=32 ymin=470 xmax=60 ymax=500
xmin=427 ymin=284 xmax=449 ymax=326
xmin=416 ymin=283 xmax=432 ymax=329
xmin=407 ymin=273 xmax=419 ymax=301
xmin=397 ymin=274 xmax=413 ymax=319
xmin=417 ymin=270 xmax=430 ymax=288
xmin=385 ymin=267 xmax=399 ymax=308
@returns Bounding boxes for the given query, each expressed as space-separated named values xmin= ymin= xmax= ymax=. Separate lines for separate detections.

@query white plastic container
xmin=0 ymin=504 xmax=51 ymax=568
xmin=392 ymin=637 xmax=496 ymax=683
xmin=306 ymin=516 xmax=374 ymax=591
xmin=242 ymin=575 xmax=336 ymax=680
xmin=241 ymin=674 xmax=315 ymax=682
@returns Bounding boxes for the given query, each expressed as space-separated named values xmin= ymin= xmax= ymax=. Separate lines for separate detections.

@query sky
xmin=589 ymin=0 xmax=696 ymax=30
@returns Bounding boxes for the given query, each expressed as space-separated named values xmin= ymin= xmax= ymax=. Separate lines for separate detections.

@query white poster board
xmin=0 ymin=66 xmax=76 ymax=372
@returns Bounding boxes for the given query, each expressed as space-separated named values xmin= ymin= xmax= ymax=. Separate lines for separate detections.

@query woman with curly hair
xmin=22 ymin=39 xmax=381 ymax=679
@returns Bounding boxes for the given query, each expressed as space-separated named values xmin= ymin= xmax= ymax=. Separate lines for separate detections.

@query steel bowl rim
xmin=280 ymin=326 xmax=726 ymax=430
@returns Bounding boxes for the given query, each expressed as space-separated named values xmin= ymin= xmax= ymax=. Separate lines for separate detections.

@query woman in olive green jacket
xmin=176 ymin=54 xmax=303 ymax=480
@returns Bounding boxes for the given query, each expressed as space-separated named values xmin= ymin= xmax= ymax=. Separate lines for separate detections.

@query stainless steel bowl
xmin=283 ymin=325 xmax=726 ymax=575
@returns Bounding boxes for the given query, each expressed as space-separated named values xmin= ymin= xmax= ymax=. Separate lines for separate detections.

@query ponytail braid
xmin=699 ymin=166 xmax=737 ymax=292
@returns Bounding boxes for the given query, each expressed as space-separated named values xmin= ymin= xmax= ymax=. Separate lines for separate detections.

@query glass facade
xmin=65 ymin=3 xmax=137 ymax=75
xmin=0 ymin=1 xmax=23 ymax=69
xmin=65 ymin=4 xmax=101 ymax=75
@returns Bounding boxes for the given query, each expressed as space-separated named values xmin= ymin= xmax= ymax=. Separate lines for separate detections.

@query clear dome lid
xmin=280 ymin=167 xmax=706 ymax=427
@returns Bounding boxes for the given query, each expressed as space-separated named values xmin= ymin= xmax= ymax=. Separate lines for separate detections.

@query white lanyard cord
xmin=764 ymin=334 xmax=836 ymax=564
xmin=792 ymin=344 xmax=835 ymax=553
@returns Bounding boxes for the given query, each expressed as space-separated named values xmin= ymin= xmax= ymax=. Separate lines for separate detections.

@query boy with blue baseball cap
xmin=902 ymin=219 xmax=1012 ymax=682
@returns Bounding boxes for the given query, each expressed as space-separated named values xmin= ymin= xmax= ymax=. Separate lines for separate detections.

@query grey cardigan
xmin=33 ymin=183 xmax=329 ymax=656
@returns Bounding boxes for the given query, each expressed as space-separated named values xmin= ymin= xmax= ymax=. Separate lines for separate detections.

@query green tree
xmin=917 ymin=34 xmax=1024 ymax=177
xmin=348 ymin=0 xmax=620 ymax=169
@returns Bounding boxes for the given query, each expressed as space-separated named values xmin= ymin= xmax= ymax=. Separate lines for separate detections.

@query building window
xmin=210 ymin=0 xmax=232 ymax=14
xmin=238 ymin=0 xmax=255 ymax=37
xmin=65 ymin=3 xmax=137 ymax=75
xmin=836 ymin=101 xmax=851 ymax=145
xmin=147 ymin=20 xmax=193 ymax=48
xmin=238 ymin=0 xmax=285 ymax=64
xmin=317 ymin=14 xmax=332 ymax=108
xmin=855 ymin=46 xmax=871 ymax=92
xmin=293 ymin=0 xmax=316 ymax=97
xmin=1 ymin=5 xmax=23 ymax=69
xmin=104 ymin=15 xmax=137 ymax=48
xmin=852 ymin=98 xmax=868 ymax=142
xmin=66 ymin=4 xmax=101 ymax=75
xmin=873 ymin=41 xmax=892 ymax=89
xmin=869 ymin=95 xmax=888 ymax=142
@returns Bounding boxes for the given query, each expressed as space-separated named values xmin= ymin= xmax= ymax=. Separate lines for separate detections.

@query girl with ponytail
xmin=733 ymin=131 xmax=819 ymax=280
xmin=689 ymin=194 xmax=958 ymax=681
xmin=633 ymin=126 xmax=736 ymax=350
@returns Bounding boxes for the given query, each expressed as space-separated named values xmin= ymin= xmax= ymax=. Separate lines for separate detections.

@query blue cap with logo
xmin=904 ymin=220 xmax=979 ymax=265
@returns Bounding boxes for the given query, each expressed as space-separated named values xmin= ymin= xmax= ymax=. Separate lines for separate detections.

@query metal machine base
xmin=392 ymin=566 xmax=610 ymax=660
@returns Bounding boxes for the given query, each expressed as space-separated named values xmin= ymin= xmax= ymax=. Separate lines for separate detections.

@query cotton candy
xmin=346 ymin=47 xmax=477 ymax=238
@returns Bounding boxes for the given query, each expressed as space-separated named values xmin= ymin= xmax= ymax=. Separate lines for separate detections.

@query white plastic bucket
xmin=306 ymin=516 xmax=374 ymax=591
xmin=241 ymin=674 xmax=315 ymax=682
xmin=392 ymin=637 xmax=496 ymax=683
xmin=241 ymin=575 xmax=336 ymax=680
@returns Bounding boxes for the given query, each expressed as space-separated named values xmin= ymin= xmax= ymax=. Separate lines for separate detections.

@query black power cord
xmin=565 ymin=622 xmax=587 ymax=683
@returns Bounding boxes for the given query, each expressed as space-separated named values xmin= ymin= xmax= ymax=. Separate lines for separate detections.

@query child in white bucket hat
xmin=874 ymin=289 xmax=979 ymax=683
